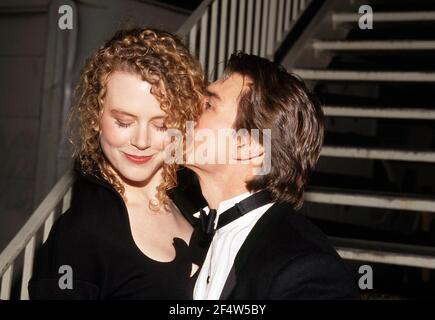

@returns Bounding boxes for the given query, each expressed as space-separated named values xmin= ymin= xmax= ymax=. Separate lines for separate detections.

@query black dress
xmin=28 ymin=167 xmax=206 ymax=300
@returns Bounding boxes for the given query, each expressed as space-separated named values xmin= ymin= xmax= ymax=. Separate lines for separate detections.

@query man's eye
xmin=115 ymin=120 xmax=132 ymax=128
xmin=203 ymin=101 xmax=213 ymax=110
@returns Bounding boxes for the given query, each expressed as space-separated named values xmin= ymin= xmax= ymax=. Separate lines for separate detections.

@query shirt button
xmin=207 ymin=276 xmax=211 ymax=284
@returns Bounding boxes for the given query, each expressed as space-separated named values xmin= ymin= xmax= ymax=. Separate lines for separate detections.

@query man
xmin=185 ymin=52 xmax=359 ymax=300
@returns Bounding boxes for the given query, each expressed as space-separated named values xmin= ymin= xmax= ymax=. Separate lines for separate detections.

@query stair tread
xmin=293 ymin=69 xmax=435 ymax=82
xmin=306 ymin=185 xmax=435 ymax=212
xmin=323 ymin=105 xmax=435 ymax=119
xmin=313 ymin=40 xmax=435 ymax=50
xmin=333 ymin=11 xmax=435 ymax=23
xmin=321 ymin=145 xmax=435 ymax=163
xmin=295 ymin=69 xmax=435 ymax=74
xmin=318 ymin=87 xmax=435 ymax=108
xmin=327 ymin=54 xmax=435 ymax=71
xmin=308 ymin=184 xmax=435 ymax=199
xmin=309 ymin=172 xmax=395 ymax=193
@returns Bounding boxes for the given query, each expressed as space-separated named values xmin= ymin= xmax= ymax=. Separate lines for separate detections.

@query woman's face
xmin=99 ymin=71 xmax=167 ymax=185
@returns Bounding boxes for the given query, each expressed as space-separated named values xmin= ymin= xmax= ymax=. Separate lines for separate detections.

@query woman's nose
xmin=130 ymin=125 xmax=149 ymax=150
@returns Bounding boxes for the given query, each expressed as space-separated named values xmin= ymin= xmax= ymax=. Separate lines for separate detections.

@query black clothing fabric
xmin=218 ymin=202 xmax=360 ymax=300
xmin=29 ymin=168 xmax=205 ymax=300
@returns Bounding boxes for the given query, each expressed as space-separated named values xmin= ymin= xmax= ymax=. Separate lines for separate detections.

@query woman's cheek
xmin=149 ymin=129 xmax=167 ymax=151
xmin=100 ymin=119 xmax=131 ymax=147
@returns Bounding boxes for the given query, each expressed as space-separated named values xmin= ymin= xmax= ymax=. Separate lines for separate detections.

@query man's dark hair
xmin=224 ymin=52 xmax=324 ymax=209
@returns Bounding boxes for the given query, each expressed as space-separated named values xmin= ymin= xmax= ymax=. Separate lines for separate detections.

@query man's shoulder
xmin=235 ymin=202 xmax=352 ymax=277
xmin=253 ymin=202 xmax=339 ymax=259
xmin=231 ymin=202 xmax=359 ymax=299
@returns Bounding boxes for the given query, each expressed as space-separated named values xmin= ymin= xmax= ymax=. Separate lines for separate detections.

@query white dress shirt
xmin=193 ymin=192 xmax=274 ymax=300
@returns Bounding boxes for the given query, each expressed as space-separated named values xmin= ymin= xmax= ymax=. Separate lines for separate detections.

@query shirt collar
xmin=194 ymin=191 xmax=252 ymax=219
xmin=215 ymin=192 xmax=252 ymax=216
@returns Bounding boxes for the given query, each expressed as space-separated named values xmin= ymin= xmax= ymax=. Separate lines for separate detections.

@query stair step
xmin=333 ymin=11 xmax=435 ymax=23
xmin=332 ymin=237 xmax=435 ymax=269
xmin=318 ymin=85 xmax=435 ymax=108
xmin=323 ymin=106 xmax=435 ymax=119
xmin=313 ymin=40 xmax=435 ymax=51
xmin=306 ymin=188 xmax=435 ymax=212
xmin=321 ymin=146 xmax=435 ymax=163
xmin=310 ymin=172 xmax=395 ymax=193
xmin=293 ymin=69 xmax=435 ymax=82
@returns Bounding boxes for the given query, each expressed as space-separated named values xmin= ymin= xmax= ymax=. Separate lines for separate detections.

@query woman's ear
xmin=92 ymin=109 xmax=104 ymax=133
xmin=91 ymin=121 xmax=99 ymax=133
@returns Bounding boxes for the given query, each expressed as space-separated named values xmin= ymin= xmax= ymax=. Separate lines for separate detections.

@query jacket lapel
xmin=218 ymin=202 xmax=291 ymax=299
xmin=219 ymin=265 xmax=237 ymax=300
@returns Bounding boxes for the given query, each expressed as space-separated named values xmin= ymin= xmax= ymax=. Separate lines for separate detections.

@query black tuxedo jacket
xmin=216 ymin=202 xmax=360 ymax=300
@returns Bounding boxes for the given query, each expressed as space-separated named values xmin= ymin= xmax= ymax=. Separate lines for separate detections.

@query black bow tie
xmin=199 ymin=208 xmax=217 ymax=236
xmin=199 ymin=190 xmax=273 ymax=236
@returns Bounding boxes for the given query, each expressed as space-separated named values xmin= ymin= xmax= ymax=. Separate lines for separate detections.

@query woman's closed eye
xmin=153 ymin=123 xmax=167 ymax=131
xmin=151 ymin=119 xmax=167 ymax=131
xmin=115 ymin=120 xmax=133 ymax=128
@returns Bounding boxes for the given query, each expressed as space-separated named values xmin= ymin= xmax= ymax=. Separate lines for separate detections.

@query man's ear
xmin=232 ymin=133 xmax=264 ymax=162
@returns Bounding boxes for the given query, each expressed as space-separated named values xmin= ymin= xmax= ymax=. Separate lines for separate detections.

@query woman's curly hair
xmin=67 ymin=27 xmax=205 ymax=209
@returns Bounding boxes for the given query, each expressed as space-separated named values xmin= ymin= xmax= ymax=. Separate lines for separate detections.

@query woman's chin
xmin=115 ymin=165 xmax=161 ymax=186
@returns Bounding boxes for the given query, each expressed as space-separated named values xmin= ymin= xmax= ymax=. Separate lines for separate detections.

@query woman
xmin=29 ymin=28 xmax=206 ymax=299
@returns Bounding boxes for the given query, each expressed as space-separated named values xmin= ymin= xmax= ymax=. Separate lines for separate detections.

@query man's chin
xmin=183 ymin=162 xmax=225 ymax=175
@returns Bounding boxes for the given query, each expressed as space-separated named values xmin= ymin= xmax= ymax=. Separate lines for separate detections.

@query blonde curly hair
xmin=67 ymin=28 xmax=205 ymax=209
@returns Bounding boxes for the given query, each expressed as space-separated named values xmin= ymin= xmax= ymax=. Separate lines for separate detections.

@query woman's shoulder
xmin=28 ymin=170 xmax=132 ymax=297
xmin=58 ymin=176 xmax=128 ymax=245
xmin=33 ymin=174 xmax=127 ymax=270
xmin=29 ymin=186 xmax=124 ymax=299
xmin=29 ymin=209 xmax=104 ymax=299
xmin=72 ymin=171 xmax=124 ymax=215
xmin=35 ymin=207 xmax=103 ymax=271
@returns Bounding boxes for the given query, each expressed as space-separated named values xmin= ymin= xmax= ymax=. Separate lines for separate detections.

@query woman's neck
xmin=116 ymin=167 xmax=166 ymax=210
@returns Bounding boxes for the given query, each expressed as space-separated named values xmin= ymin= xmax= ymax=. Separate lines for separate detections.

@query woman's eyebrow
xmin=149 ymin=115 xmax=166 ymax=120
xmin=110 ymin=108 xmax=137 ymax=118
xmin=110 ymin=109 xmax=166 ymax=120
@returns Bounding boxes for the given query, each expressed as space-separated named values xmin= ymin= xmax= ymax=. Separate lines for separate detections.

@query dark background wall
xmin=0 ymin=0 xmax=191 ymax=253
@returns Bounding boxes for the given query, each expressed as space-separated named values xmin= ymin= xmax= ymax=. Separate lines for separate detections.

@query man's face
xmin=186 ymin=73 xmax=247 ymax=171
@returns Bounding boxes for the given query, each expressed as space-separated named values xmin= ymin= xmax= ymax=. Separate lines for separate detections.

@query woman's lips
xmin=123 ymin=152 xmax=153 ymax=164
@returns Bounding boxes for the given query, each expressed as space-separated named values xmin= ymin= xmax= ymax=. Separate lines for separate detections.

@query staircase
xmin=281 ymin=0 xmax=435 ymax=296
xmin=1 ymin=0 xmax=435 ymax=299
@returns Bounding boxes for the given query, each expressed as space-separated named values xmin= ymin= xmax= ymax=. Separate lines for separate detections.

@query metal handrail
xmin=176 ymin=0 xmax=312 ymax=81
xmin=0 ymin=169 xmax=73 ymax=299
xmin=176 ymin=0 xmax=215 ymax=37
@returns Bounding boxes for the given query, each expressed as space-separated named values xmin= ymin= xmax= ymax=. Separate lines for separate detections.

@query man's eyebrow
xmin=206 ymin=89 xmax=221 ymax=101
